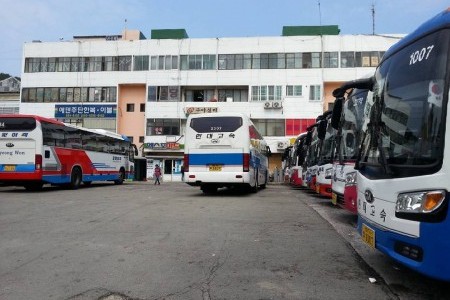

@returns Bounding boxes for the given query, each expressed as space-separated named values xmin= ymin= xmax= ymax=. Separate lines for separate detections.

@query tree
xmin=0 ymin=73 xmax=20 ymax=81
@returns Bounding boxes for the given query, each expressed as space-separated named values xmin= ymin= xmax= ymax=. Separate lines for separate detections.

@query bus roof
xmin=187 ymin=112 xmax=249 ymax=119
xmin=383 ymin=8 xmax=450 ymax=62
xmin=0 ymin=114 xmax=128 ymax=142
xmin=0 ymin=114 xmax=64 ymax=125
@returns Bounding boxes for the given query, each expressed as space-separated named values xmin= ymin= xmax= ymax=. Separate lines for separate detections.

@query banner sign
xmin=144 ymin=142 xmax=183 ymax=150
xmin=55 ymin=105 xmax=117 ymax=118
xmin=184 ymin=107 xmax=218 ymax=115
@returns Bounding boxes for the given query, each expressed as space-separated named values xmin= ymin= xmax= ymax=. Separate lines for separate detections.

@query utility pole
xmin=372 ymin=3 xmax=376 ymax=35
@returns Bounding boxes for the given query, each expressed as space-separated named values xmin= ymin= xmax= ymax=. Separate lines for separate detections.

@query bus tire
xmin=252 ymin=172 xmax=259 ymax=193
xmin=260 ymin=171 xmax=268 ymax=189
xmin=114 ymin=168 xmax=125 ymax=185
xmin=201 ymin=185 xmax=217 ymax=194
xmin=24 ymin=182 xmax=43 ymax=191
xmin=69 ymin=167 xmax=82 ymax=190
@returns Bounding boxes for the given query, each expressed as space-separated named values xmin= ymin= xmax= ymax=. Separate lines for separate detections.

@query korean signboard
xmin=55 ymin=105 xmax=117 ymax=118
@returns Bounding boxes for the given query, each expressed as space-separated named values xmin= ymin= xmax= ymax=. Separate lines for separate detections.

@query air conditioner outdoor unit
xmin=263 ymin=101 xmax=271 ymax=109
xmin=272 ymin=101 xmax=283 ymax=109
xmin=277 ymin=141 xmax=286 ymax=149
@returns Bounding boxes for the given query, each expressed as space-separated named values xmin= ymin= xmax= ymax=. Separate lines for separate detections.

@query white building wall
xmin=20 ymin=33 xmax=403 ymax=156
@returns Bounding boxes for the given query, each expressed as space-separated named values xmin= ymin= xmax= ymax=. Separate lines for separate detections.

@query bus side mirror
xmin=318 ymin=120 xmax=327 ymax=140
xmin=132 ymin=144 xmax=139 ymax=156
xmin=331 ymin=97 xmax=343 ymax=130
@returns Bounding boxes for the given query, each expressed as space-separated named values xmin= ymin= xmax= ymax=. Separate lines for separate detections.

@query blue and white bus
xmin=356 ymin=8 xmax=450 ymax=280
xmin=184 ymin=112 xmax=270 ymax=193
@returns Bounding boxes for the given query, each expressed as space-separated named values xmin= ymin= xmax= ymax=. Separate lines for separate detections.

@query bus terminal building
xmin=19 ymin=26 xmax=403 ymax=182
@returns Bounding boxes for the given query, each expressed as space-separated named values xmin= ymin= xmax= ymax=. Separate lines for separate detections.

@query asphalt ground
xmin=0 ymin=181 xmax=449 ymax=299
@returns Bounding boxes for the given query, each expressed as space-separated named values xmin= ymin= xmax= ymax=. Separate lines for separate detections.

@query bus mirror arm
xmin=132 ymin=144 xmax=139 ymax=156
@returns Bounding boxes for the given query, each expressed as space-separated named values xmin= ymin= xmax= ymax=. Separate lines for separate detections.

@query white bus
xmin=184 ymin=112 xmax=270 ymax=193
xmin=356 ymin=9 xmax=450 ymax=280
xmin=0 ymin=114 xmax=136 ymax=190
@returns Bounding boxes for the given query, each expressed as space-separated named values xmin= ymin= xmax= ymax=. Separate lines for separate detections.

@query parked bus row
xmin=284 ymin=8 xmax=450 ymax=282
xmin=0 ymin=114 xmax=137 ymax=190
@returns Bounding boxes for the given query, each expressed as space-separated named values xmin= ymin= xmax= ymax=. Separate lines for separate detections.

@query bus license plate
xmin=209 ymin=165 xmax=222 ymax=171
xmin=331 ymin=193 xmax=337 ymax=205
xmin=361 ymin=223 xmax=375 ymax=248
xmin=3 ymin=165 xmax=16 ymax=171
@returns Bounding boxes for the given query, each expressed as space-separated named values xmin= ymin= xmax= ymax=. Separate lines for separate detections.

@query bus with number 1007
xmin=184 ymin=112 xmax=270 ymax=194
xmin=0 ymin=114 xmax=136 ymax=191
xmin=356 ymin=8 xmax=450 ymax=280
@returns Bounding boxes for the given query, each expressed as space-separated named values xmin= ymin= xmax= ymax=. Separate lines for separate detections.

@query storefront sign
xmin=144 ymin=142 xmax=183 ymax=150
xmin=55 ymin=105 xmax=117 ymax=118
xmin=184 ymin=107 xmax=218 ymax=115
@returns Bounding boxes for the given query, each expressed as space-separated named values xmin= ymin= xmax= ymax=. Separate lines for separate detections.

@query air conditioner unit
xmin=263 ymin=101 xmax=271 ymax=109
xmin=277 ymin=141 xmax=286 ymax=149
xmin=272 ymin=101 xmax=283 ymax=109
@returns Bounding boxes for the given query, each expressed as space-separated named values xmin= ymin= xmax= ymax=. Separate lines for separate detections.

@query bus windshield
xmin=359 ymin=29 xmax=449 ymax=177
xmin=339 ymin=89 xmax=368 ymax=160
xmin=190 ymin=116 xmax=243 ymax=133
xmin=306 ymin=128 xmax=319 ymax=167
xmin=320 ymin=122 xmax=334 ymax=164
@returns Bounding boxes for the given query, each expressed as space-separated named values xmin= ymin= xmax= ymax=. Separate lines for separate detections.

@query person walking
xmin=180 ymin=165 xmax=185 ymax=181
xmin=154 ymin=164 xmax=162 ymax=185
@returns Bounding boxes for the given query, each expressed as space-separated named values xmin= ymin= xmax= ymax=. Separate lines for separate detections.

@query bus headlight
xmin=325 ymin=168 xmax=333 ymax=179
xmin=396 ymin=190 xmax=446 ymax=214
xmin=345 ymin=172 xmax=357 ymax=186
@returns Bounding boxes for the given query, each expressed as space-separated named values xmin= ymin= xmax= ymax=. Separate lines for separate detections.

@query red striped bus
xmin=0 ymin=114 xmax=136 ymax=191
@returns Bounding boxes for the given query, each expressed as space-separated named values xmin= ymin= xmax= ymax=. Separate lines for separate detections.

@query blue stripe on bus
xmin=42 ymin=174 xmax=119 ymax=184
xmin=189 ymin=153 xmax=243 ymax=165
xmin=0 ymin=164 xmax=35 ymax=172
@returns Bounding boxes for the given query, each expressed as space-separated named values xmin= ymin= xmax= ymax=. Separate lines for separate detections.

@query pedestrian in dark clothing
xmin=181 ymin=165 xmax=185 ymax=181
xmin=154 ymin=164 xmax=162 ymax=185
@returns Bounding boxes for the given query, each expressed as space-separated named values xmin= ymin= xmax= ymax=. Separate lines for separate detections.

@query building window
xmin=251 ymin=85 xmax=282 ymax=101
xmin=355 ymin=51 xmax=383 ymax=67
xmin=140 ymin=103 xmax=145 ymax=112
xmin=252 ymin=119 xmax=285 ymax=136
xmin=286 ymin=85 xmax=302 ymax=97
xmin=340 ymin=52 xmax=355 ymax=68
xmin=21 ymin=87 xmax=117 ymax=103
xmin=139 ymin=136 xmax=144 ymax=143
xmin=185 ymin=89 xmax=215 ymax=102
xmin=218 ymin=89 xmax=248 ymax=102
xmin=147 ymin=86 xmax=179 ymax=102
xmin=133 ymin=56 xmax=149 ymax=71
xmin=309 ymin=85 xmax=321 ymax=101
xmin=118 ymin=56 xmax=132 ymax=71
xmin=180 ymin=55 xmax=215 ymax=70
xmin=146 ymin=119 xmax=180 ymax=136
xmin=285 ymin=119 xmax=316 ymax=135
xmin=126 ymin=103 xmax=135 ymax=112
xmin=127 ymin=136 xmax=134 ymax=143
xmin=323 ymin=52 xmax=338 ymax=68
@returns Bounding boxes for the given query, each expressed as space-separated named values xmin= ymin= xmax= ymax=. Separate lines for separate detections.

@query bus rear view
xmin=184 ymin=113 xmax=269 ymax=193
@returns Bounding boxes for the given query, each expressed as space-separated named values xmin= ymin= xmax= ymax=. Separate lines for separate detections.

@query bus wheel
xmin=252 ymin=172 xmax=259 ymax=193
xmin=69 ymin=167 xmax=82 ymax=190
xmin=114 ymin=169 xmax=125 ymax=185
xmin=24 ymin=182 xmax=43 ymax=191
xmin=201 ymin=185 xmax=217 ymax=194
xmin=260 ymin=171 xmax=268 ymax=189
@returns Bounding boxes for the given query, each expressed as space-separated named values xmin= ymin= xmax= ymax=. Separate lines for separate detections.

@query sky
xmin=0 ymin=0 xmax=447 ymax=77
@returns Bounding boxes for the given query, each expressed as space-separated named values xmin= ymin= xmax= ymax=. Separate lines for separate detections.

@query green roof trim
xmin=151 ymin=29 xmax=189 ymax=39
xmin=282 ymin=25 xmax=340 ymax=36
